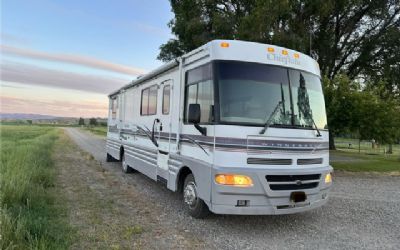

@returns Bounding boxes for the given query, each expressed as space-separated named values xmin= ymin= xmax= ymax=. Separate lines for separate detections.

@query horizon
xmin=0 ymin=112 xmax=108 ymax=119
xmin=0 ymin=0 xmax=174 ymax=117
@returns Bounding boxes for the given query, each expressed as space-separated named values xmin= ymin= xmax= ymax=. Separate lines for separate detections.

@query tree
xmin=159 ymin=0 xmax=400 ymax=82
xmin=89 ymin=118 xmax=97 ymax=126
xmin=355 ymin=90 xmax=400 ymax=151
xmin=78 ymin=117 xmax=85 ymax=126
xmin=323 ymin=75 xmax=361 ymax=149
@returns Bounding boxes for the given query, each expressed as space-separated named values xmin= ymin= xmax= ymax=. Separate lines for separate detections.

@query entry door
xmin=156 ymin=80 xmax=173 ymax=182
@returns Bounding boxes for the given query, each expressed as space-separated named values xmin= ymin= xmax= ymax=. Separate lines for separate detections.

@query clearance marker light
xmin=282 ymin=49 xmax=288 ymax=55
xmin=215 ymin=174 xmax=253 ymax=187
xmin=294 ymin=53 xmax=300 ymax=59
xmin=220 ymin=42 xmax=230 ymax=48
xmin=267 ymin=47 xmax=275 ymax=53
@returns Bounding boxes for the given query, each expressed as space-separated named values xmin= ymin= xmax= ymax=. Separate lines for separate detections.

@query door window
xmin=162 ymin=85 xmax=170 ymax=115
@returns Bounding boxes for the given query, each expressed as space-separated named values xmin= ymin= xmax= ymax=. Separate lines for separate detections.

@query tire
xmin=106 ymin=153 xmax=116 ymax=162
xmin=121 ymin=153 xmax=134 ymax=173
xmin=183 ymin=173 xmax=210 ymax=218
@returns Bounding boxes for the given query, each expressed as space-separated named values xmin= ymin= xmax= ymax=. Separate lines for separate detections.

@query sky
xmin=0 ymin=0 xmax=174 ymax=117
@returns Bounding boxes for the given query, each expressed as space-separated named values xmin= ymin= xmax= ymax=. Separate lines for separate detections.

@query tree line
xmin=158 ymin=0 xmax=400 ymax=150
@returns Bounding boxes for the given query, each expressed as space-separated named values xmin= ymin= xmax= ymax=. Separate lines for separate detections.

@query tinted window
xmin=141 ymin=88 xmax=149 ymax=115
xmin=162 ymin=85 xmax=170 ymax=114
xmin=148 ymin=85 xmax=158 ymax=115
xmin=289 ymin=70 xmax=327 ymax=129
xmin=187 ymin=63 xmax=212 ymax=83
xmin=217 ymin=61 xmax=291 ymax=125
xmin=141 ymin=85 xmax=158 ymax=116
xmin=111 ymin=97 xmax=118 ymax=119
xmin=184 ymin=64 xmax=214 ymax=123
xmin=215 ymin=61 xmax=327 ymax=129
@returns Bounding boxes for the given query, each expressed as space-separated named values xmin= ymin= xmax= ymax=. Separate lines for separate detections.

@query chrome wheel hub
xmin=184 ymin=182 xmax=197 ymax=206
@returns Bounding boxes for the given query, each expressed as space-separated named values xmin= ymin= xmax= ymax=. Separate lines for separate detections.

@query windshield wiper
xmin=259 ymin=100 xmax=283 ymax=134
xmin=310 ymin=116 xmax=322 ymax=137
xmin=299 ymin=107 xmax=321 ymax=137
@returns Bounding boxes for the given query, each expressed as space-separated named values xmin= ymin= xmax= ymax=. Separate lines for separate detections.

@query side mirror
xmin=188 ymin=103 xmax=207 ymax=136
xmin=188 ymin=104 xmax=201 ymax=124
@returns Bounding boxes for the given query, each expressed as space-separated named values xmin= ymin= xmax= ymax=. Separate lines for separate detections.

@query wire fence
xmin=335 ymin=137 xmax=400 ymax=155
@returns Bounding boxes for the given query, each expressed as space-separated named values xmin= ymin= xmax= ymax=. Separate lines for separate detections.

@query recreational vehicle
xmin=106 ymin=40 xmax=333 ymax=218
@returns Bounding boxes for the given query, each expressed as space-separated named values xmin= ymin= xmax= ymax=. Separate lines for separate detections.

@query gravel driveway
xmin=65 ymin=127 xmax=400 ymax=250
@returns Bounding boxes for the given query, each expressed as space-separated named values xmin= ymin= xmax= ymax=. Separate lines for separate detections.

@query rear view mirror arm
xmin=194 ymin=124 xmax=207 ymax=136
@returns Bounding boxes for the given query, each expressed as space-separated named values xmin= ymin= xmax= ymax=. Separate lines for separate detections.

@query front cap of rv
xmin=208 ymin=40 xmax=320 ymax=78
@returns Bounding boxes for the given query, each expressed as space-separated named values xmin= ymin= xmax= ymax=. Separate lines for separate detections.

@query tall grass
xmin=0 ymin=125 xmax=71 ymax=249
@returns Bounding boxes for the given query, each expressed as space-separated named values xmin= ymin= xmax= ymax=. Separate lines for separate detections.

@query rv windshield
xmin=216 ymin=61 xmax=328 ymax=129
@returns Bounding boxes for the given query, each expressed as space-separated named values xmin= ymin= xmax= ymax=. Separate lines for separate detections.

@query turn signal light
xmin=294 ymin=53 xmax=300 ymax=58
xmin=220 ymin=42 xmax=230 ymax=48
xmin=282 ymin=50 xmax=288 ymax=55
xmin=325 ymin=173 xmax=332 ymax=184
xmin=267 ymin=47 xmax=275 ymax=52
xmin=215 ymin=174 xmax=253 ymax=187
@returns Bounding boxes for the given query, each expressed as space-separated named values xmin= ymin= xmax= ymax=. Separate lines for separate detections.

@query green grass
xmin=82 ymin=126 xmax=107 ymax=136
xmin=0 ymin=125 xmax=72 ymax=249
xmin=331 ymin=149 xmax=400 ymax=172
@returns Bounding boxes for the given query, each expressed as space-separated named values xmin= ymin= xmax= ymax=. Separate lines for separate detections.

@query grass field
xmin=83 ymin=126 xmax=107 ymax=136
xmin=0 ymin=125 xmax=72 ymax=249
xmin=330 ymin=149 xmax=400 ymax=172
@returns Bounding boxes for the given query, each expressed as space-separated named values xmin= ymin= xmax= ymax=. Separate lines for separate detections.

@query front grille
xmin=266 ymin=174 xmax=321 ymax=191
xmin=266 ymin=174 xmax=321 ymax=182
xmin=297 ymin=158 xmax=323 ymax=165
xmin=269 ymin=182 xmax=318 ymax=191
xmin=247 ymin=158 xmax=292 ymax=165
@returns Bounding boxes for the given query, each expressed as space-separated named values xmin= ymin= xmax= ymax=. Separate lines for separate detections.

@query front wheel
xmin=183 ymin=174 xmax=210 ymax=218
xmin=106 ymin=153 xmax=116 ymax=162
xmin=121 ymin=153 xmax=133 ymax=173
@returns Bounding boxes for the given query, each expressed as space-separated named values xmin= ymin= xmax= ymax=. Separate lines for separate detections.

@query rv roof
xmin=109 ymin=40 xmax=320 ymax=97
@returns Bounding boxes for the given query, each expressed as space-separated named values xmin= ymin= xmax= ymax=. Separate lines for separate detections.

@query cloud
xmin=1 ymin=95 xmax=108 ymax=117
xmin=1 ymin=61 xmax=128 ymax=94
xmin=1 ymin=44 xmax=147 ymax=76
xmin=0 ymin=33 xmax=30 ymax=45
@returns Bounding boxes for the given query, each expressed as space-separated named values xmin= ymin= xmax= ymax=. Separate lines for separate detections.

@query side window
xmin=141 ymin=85 xmax=158 ymax=116
xmin=162 ymin=85 xmax=170 ymax=115
xmin=111 ymin=97 xmax=118 ymax=119
xmin=141 ymin=88 xmax=149 ymax=115
xmin=148 ymin=85 xmax=157 ymax=115
xmin=184 ymin=64 xmax=214 ymax=123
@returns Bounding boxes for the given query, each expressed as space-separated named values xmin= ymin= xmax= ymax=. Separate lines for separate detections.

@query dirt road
xmin=64 ymin=127 xmax=400 ymax=249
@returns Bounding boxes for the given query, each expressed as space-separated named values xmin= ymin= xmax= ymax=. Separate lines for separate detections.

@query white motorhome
xmin=106 ymin=40 xmax=333 ymax=218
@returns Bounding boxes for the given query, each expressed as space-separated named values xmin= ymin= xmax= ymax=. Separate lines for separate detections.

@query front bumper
xmin=209 ymin=166 xmax=333 ymax=215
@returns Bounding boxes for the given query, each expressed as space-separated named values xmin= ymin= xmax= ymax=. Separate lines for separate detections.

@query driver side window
xmin=184 ymin=64 xmax=214 ymax=123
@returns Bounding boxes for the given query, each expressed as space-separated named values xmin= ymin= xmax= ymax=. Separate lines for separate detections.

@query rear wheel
xmin=183 ymin=174 xmax=210 ymax=218
xmin=121 ymin=153 xmax=133 ymax=173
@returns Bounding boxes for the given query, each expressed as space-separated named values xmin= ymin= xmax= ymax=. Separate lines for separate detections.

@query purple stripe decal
xmin=120 ymin=129 xmax=329 ymax=151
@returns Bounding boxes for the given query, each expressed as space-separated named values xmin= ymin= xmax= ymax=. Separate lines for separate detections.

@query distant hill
xmin=0 ymin=113 xmax=58 ymax=120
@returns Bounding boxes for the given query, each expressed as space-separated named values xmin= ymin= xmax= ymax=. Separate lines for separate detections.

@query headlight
xmin=325 ymin=173 xmax=332 ymax=184
xmin=215 ymin=174 xmax=253 ymax=187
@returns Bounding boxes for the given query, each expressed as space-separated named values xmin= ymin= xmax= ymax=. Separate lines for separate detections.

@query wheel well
xmin=177 ymin=166 xmax=192 ymax=193
xmin=119 ymin=146 xmax=124 ymax=161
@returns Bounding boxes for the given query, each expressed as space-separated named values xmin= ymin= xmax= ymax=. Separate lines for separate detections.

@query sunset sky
xmin=1 ymin=0 xmax=173 ymax=117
